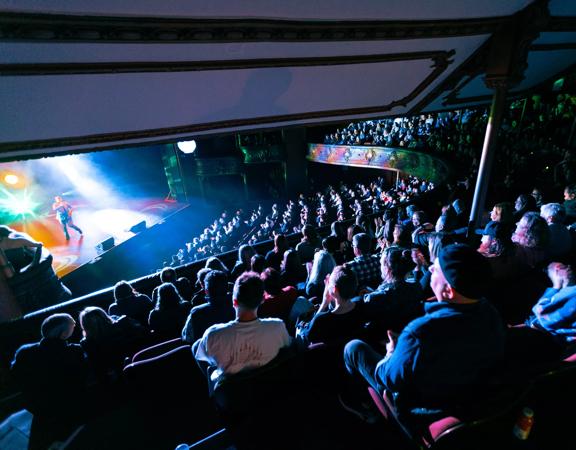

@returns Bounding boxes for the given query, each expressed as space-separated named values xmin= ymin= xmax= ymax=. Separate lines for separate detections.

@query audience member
xmin=11 ymin=313 xmax=87 ymax=449
xmin=182 ymin=270 xmax=235 ymax=344
xmin=345 ymin=233 xmax=380 ymax=289
xmin=265 ymin=234 xmax=290 ymax=271
xmin=362 ymin=247 xmax=424 ymax=341
xmin=296 ymin=225 xmax=321 ymax=264
xmin=108 ymin=280 xmax=153 ymax=327
xmin=250 ymin=254 xmax=266 ymax=274
xmin=513 ymin=194 xmax=538 ymax=223
xmin=526 ymin=262 xmax=576 ymax=348
xmin=148 ymin=283 xmax=191 ymax=340
xmin=151 ymin=267 xmax=177 ymax=303
xmin=259 ymin=267 xmax=299 ymax=323
xmin=342 ymin=244 xmax=505 ymax=417
xmin=511 ymin=212 xmax=551 ymax=269
xmin=80 ymin=306 xmax=148 ymax=382
xmin=193 ymin=272 xmax=291 ymax=385
xmin=300 ymin=266 xmax=365 ymax=345
xmin=0 ymin=225 xmax=43 ymax=276
xmin=175 ymin=276 xmax=193 ymax=302
xmin=280 ymin=249 xmax=307 ymax=288
xmin=540 ymin=203 xmax=573 ymax=259
xmin=563 ymin=184 xmax=576 ymax=225
xmin=230 ymin=244 xmax=255 ymax=281
xmin=191 ymin=267 xmax=212 ymax=307
xmin=306 ymin=239 xmax=337 ymax=299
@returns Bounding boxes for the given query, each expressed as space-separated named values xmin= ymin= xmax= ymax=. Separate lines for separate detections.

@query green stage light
xmin=0 ymin=189 xmax=39 ymax=218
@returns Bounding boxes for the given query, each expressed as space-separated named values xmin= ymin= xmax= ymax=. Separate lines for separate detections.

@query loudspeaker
xmin=129 ymin=220 xmax=147 ymax=234
xmin=95 ymin=237 xmax=115 ymax=255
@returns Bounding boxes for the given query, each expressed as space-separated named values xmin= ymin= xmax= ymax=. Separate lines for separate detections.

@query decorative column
xmin=465 ymin=0 xmax=546 ymax=238
xmin=467 ymin=79 xmax=508 ymax=237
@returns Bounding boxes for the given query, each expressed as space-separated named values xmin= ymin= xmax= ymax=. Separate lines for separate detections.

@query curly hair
xmin=512 ymin=212 xmax=550 ymax=249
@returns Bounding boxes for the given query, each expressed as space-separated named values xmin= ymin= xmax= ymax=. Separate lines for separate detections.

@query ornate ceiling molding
xmin=0 ymin=13 xmax=505 ymax=43
xmin=408 ymin=40 xmax=490 ymax=114
xmin=0 ymin=50 xmax=455 ymax=158
xmin=414 ymin=3 xmax=563 ymax=111
xmin=0 ymin=50 xmax=449 ymax=76
xmin=439 ymin=39 xmax=576 ymax=107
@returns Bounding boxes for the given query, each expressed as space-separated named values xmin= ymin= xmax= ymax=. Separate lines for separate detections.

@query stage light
xmin=177 ymin=140 xmax=197 ymax=154
xmin=44 ymin=154 xmax=116 ymax=208
xmin=4 ymin=174 xmax=18 ymax=185
xmin=0 ymin=189 xmax=39 ymax=217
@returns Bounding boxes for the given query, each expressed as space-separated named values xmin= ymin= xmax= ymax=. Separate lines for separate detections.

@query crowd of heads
xmin=9 ymin=85 xmax=576 ymax=448
xmin=161 ymin=175 xmax=433 ymax=268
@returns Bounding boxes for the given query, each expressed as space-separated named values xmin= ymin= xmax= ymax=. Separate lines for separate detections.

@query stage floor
xmin=9 ymin=197 xmax=185 ymax=278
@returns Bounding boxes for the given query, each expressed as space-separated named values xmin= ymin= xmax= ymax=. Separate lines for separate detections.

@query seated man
xmin=345 ymin=233 xmax=380 ymax=289
xmin=300 ymin=265 xmax=365 ymax=346
xmin=193 ymin=272 xmax=291 ymax=385
xmin=258 ymin=268 xmax=298 ymax=323
xmin=342 ymin=244 xmax=505 ymax=416
xmin=151 ymin=267 xmax=177 ymax=304
xmin=563 ymin=184 xmax=576 ymax=225
xmin=540 ymin=203 xmax=572 ymax=260
xmin=182 ymin=270 xmax=235 ymax=344
xmin=108 ymin=280 xmax=153 ymax=327
xmin=11 ymin=313 xmax=88 ymax=449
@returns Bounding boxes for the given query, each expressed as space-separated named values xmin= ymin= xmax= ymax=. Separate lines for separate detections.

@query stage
xmin=9 ymin=197 xmax=186 ymax=278
xmin=0 ymin=146 xmax=193 ymax=282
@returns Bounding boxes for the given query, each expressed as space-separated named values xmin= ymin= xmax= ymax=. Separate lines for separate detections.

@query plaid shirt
xmin=346 ymin=254 xmax=381 ymax=288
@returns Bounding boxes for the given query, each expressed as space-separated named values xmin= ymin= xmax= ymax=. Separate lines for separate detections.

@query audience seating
xmin=519 ymin=348 xmax=576 ymax=445
xmin=129 ymin=337 xmax=184 ymax=364
xmin=368 ymin=382 xmax=533 ymax=450
xmin=123 ymin=344 xmax=222 ymax=444
xmin=211 ymin=344 xmax=346 ymax=449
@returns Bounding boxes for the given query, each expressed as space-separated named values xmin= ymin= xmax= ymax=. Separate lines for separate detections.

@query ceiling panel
xmin=511 ymin=49 xmax=576 ymax=92
xmin=0 ymin=0 xmax=534 ymax=20
xmin=0 ymin=60 xmax=441 ymax=142
xmin=0 ymin=33 xmax=488 ymax=156
xmin=549 ymin=0 xmax=576 ymax=17
xmin=0 ymin=36 xmax=487 ymax=65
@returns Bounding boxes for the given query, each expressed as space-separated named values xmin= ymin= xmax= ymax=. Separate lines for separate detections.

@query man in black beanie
xmin=342 ymin=244 xmax=505 ymax=418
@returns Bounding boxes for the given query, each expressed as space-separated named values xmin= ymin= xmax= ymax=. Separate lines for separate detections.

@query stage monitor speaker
xmin=129 ymin=220 xmax=147 ymax=234
xmin=95 ymin=237 xmax=115 ymax=256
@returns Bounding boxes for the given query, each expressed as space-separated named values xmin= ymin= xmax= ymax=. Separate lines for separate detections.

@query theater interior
xmin=1 ymin=1 xmax=576 ymax=449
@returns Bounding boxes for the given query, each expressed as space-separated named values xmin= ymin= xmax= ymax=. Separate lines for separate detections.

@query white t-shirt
xmin=194 ymin=318 xmax=291 ymax=381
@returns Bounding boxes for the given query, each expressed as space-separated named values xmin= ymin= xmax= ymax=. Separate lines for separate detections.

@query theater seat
xmin=521 ymin=348 xmax=576 ymax=445
xmin=211 ymin=345 xmax=338 ymax=450
xmin=368 ymin=383 xmax=533 ymax=450
xmin=129 ymin=337 xmax=184 ymax=364
xmin=124 ymin=344 xmax=196 ymax=394
xmin=121 ymin=344 xmax=221 ymax=446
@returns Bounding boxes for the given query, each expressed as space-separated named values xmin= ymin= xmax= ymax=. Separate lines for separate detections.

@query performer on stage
xmin=52 ymin=196 xmax=83 ymax=241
